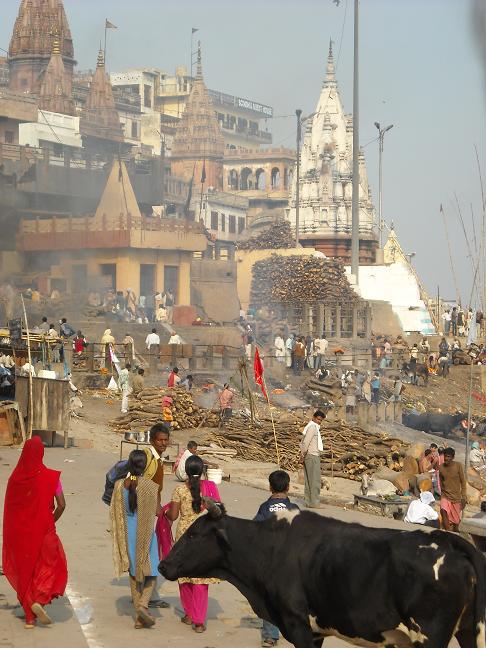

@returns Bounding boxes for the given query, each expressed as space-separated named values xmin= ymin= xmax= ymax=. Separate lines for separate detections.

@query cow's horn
xmin=203 ymin=497 xmax=225 ymax=519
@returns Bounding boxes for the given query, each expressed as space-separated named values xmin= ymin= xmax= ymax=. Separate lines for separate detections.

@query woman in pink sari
xmin=165 ymin=456 xmax=220 ymax=633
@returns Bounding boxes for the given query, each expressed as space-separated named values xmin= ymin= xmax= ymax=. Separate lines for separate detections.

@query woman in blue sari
xmin=110 ymin=450 xmax=159 ymax=629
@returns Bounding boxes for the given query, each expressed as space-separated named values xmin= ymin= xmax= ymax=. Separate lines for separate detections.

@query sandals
xmin=194 ymin=624 xmax=206 ymax=633
xmin=148 ymin=599 xmax=170 ymax=609
xmin=181 ymin=615 xmax=192 ymax=625
xmin=31 ymin=603 xmax=52 ymax=626
xmin=137 ymin=607 xmax=155 ymax=628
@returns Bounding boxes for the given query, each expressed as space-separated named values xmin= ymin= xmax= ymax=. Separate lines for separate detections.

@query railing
xmin=224 ymin=147 xmax=295 ymax=159
xmin=221 ymin=125 xmax=272 ymax=142
xmin=19 ymin=214 xmax=204 ymax=236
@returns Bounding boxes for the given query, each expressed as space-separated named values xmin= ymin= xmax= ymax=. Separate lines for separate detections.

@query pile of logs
xmin=201 ymin=416 xmax=408 ymax=479
xmin=109 ymin=387 xmax=220 ymax=432
xmin=250 ymin=255 xmax=360 ymax=305
xmin=237 ymin=221 xmax=294 ymax=250
xmin=302 ymin=375 xmax=343 ymax=409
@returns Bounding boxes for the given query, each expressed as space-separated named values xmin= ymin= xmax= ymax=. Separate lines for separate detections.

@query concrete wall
xmin=0 ymin=251 xmax=23 ymax=279
xmin=45 ymin=248 xmax=193 ymax=305
xmin=190 ymin=258 xmax=239 ymax=322
xmin=235 ymin=247 xmax=316 ymax=311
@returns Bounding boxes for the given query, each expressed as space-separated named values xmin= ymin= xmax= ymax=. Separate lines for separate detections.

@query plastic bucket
xmin=206 ymin=468 xmax=223 ymax=485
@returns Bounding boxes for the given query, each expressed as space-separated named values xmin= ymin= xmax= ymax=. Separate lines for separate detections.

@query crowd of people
xmin=87 ymin=288 xmax=176 ymax=325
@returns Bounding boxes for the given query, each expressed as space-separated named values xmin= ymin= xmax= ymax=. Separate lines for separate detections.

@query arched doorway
xmin=228 ymin=169 xmax=239 ymax=190
xmin=240 ymin=167 xmax=253 ymax=190
xmin=255 ymin=168 xmax=266 ymax=190
xmin=271 ymin=167 xmax=280 ymax=189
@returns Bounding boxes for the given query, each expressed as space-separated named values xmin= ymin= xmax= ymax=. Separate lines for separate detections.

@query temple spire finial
xmin=97 ymin=46 xmax=105 ymax=68
xmin=325 ymin=37 xmax=336 ymax=86
xmin=51 ymin=27 xmax=60 ymax=55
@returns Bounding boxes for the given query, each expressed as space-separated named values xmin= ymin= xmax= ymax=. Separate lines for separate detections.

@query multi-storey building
xmin=110 ymin=65 xmax=273 ymax=154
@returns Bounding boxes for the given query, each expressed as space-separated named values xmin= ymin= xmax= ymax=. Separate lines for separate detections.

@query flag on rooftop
xmin=106 ymin=20 xmax=117 ymax=29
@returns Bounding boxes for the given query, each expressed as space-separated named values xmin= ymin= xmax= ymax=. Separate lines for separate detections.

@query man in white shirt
xmin=274 ymin=334 xmax=285 ymax=362
xmin=442 ymin=310 xmax=451 ymax=336
xmin=314 ymin=335 xmax=329 ymax=370
xmin=300 ymin=410 xmax=325 ymax=509
xmin=145 ymin=328 xmax=160 ymax=350
xmin=175 ymin=440 xmax=198 ymax=481
xmin=404 ymin=491 xmax=439 ymax=527
xmin=168 ymin=331 xmax=182 ymax=345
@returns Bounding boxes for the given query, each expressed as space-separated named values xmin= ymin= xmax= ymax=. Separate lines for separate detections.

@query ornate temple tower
xmin=287 ymin=41 xmax=377 ymax=263
xmin=171 ymin=45 xmax=224 ymax=189
xmin=80 ymin=49 xmax=124 ymax=153
xmin=8 ymin=0 xmax=75 ymax=95
xmin=38 ymin=34 xmax=75 ymax=115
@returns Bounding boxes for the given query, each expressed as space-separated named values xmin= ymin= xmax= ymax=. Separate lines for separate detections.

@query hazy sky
xmin=1 ymin=0 xmax=485 ymax=305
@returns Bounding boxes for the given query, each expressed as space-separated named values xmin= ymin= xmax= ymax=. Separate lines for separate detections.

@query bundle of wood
xmin=109 ymin=387 xmax=220 ymax=432
xmin=250 ymin=254 xmax=359 ymax=305
xmin=302 ymin=376 xmax=343 ymax=409
xmin=237 ymin=221 xmax=294 ymax=250
xmin=201 ymin=417 xmax=408 ymax=479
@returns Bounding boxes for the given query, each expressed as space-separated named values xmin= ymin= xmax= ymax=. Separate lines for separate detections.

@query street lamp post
xmin=295 ymin=109 xmax=302 ymax=247
xmin=374 ymin=122 xmax=394 ymax=249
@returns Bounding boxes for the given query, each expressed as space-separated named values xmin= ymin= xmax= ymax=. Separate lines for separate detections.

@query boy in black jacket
xmin=254 ymin=470 xmax=299 ymax=647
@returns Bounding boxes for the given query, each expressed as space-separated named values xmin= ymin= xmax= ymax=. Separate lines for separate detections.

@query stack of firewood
xmin=201 ymin=417 xmax=408 ymax=479
xmin=109 ymin=387 xmax=220 ymax=432
xmin=237 ymin=221 xmax=294 ymax=250
xmin=250 ymin=255 xmax=359 ymax=305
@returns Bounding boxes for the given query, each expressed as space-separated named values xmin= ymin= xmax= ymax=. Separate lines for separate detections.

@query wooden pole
xmin=262 ymin=376 xmax=280 ymax=468
xmin=20 ymin=294 xmax=33 ymax=440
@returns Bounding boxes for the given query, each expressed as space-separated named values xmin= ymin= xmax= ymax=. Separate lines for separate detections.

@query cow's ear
xmin=214 ymin=527 xmax=231 ymax=550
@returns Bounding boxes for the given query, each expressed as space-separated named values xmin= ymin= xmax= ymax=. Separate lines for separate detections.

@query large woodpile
xmin=109 ymin=387 xmax=220 ymax=432
xmin=250 ymin=254 xmax=359 ymax=305
xmin=237 ymin=221 xmax=294 ymax=250
xmin=201 ymin=417 xmax=408 ymax=479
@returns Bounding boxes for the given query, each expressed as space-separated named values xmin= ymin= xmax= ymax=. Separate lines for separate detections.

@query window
xmin=4 ymin=131 xmax=14 ymax=144
xmin=221 ymin=213 xmax=225 ymax=231
xmin=229 ymin=215 xmax=236 ymax=233
xmin=53 ymin=143 xmax=63 ymax=157
xmin=238 ymin=216 xmax=246 ymax=234
xmin=144 ymin=84 xmax=152 ymax=108
xmin=211 ymin=211 xmax=219 ymax=230
xmin=131 ymin=121 xmax=139 ymax=139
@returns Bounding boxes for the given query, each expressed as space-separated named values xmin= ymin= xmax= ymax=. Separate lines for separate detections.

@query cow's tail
xmin=449 ymin=533 xmax=486 ymax=648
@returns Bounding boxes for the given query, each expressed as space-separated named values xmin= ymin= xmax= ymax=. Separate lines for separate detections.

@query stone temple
xmin=286 ymin=41 xmax=377 ymax=264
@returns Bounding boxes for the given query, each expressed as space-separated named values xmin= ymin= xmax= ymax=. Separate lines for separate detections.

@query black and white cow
xmin=159 ymin=501 xmax=486 ymax=648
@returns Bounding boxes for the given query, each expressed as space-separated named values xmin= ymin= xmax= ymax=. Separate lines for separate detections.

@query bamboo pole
xmin=20 ymin=294 xmax=33 ymax=441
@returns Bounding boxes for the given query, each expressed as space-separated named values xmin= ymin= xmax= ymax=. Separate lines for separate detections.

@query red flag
xmin=254 ymin=347 xmax=267 ymax=400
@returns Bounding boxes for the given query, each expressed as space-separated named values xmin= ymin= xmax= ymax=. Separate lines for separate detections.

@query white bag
xmin=107 ymin=376 xmax=118 ymax=391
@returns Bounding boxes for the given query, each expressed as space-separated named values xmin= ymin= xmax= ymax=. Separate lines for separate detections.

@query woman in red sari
xmin=2 ymin=437 xmax=67 ymax=628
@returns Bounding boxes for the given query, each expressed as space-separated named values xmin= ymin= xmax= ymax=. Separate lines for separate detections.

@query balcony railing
xmin=17 ymin=214 xmax=206 ymax=252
